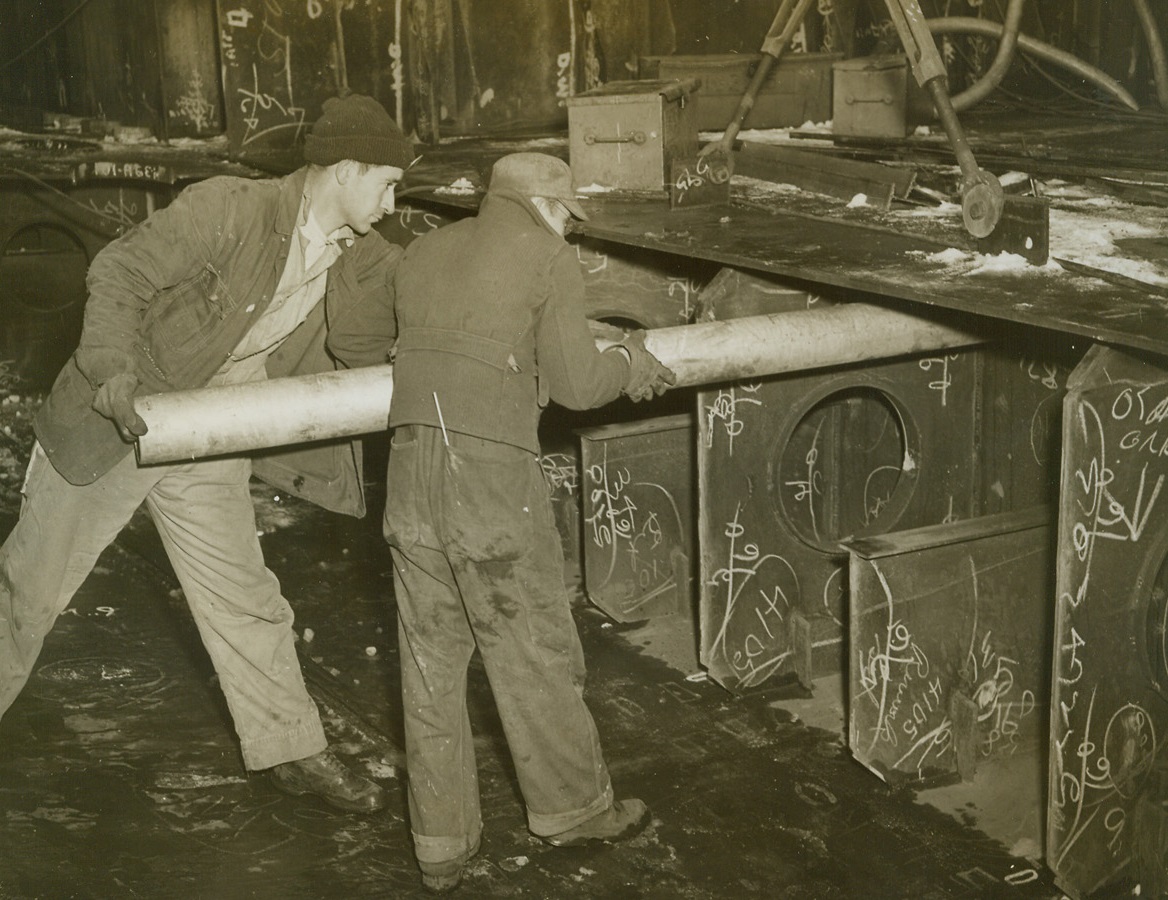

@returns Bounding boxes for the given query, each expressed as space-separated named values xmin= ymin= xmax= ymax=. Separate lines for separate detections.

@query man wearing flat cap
xmin=373 ymin=151 xmax=675 ymax=892
xmin=0 ymin=93 xmax=411 ymax=812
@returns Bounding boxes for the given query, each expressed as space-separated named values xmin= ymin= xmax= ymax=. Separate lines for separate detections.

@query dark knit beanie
xmin=304 ymin=93 xmax=415 ymax=168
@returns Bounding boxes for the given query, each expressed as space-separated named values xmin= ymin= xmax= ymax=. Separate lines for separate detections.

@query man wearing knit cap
xmin=370 ymin=151 xmax=674 ymax=892
xmin=0 ymin=93 xmax=412 ymax=813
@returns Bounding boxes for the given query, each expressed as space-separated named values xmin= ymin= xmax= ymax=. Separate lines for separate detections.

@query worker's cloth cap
xmin=488 ymin=152 xmax=588 ymax=220
xmin=304 ymin=93 xmax=415 ymax=169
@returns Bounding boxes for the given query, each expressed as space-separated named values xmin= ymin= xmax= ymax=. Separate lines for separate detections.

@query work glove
xmin=621 ymin=330 xmax=677 ymax=403
xmin=92 ymin=372 xmax=148 ymax=441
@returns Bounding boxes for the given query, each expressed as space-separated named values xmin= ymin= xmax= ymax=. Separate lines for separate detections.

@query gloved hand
xmin=621 ymin=330 xmax=677 ymax=403
xmin=92 ymin=372 xmax=148 ymax=441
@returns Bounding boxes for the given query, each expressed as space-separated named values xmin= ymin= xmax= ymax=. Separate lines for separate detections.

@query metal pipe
xmin=134 ymin=304 xmax=985 ymax=464
xmin=136 ymin=365 xmax=395 ymax=464
xmin=699 ymin=0 xmax=817 ymax=183
xmin=642 ymin=303 xmax=983 ymax=389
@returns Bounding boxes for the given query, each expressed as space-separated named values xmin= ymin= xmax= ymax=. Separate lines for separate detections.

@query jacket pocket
xmin=145 ymin=263 xmax=234 ymax=360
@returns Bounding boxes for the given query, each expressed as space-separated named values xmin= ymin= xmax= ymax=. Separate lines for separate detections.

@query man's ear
xmin=333 ymin=159 xmax=355 ymax=184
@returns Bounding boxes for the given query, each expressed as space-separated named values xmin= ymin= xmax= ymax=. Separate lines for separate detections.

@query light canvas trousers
xmin=384 ymin=425 xmax=613 ymax=866
xmin=0 ymin=443 xmax=327 ymax=770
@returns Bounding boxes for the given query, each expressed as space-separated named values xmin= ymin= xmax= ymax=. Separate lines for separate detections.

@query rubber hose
xmin=949 ymin=0 xmax=1026 ymax=111
xmin=1132 ymin=0 xmax=1168 ymax=110
xmin=927 ymin=17 xmax=1140 ymax=112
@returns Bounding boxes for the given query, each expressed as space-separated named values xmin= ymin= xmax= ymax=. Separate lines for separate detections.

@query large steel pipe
xmin=135 ymin=304 xmax=984 ymax=463
xmin=136 ymin=365 xmax=395 ymax=464
xmin=645 ymin=302 xmax=982 ymax=388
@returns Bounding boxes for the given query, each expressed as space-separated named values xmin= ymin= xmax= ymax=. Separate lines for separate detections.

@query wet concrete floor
xmin=0 ymin=470 xmax=1079 ymax=900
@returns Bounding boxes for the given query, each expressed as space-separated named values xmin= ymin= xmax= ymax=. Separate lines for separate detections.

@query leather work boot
xmin=419 ymin=835 xmax=481 ymax=894
xmin=269 ymin=749 xmax=387 ymax=813
xmin=541 ymin=799 xmax=650 ymax=848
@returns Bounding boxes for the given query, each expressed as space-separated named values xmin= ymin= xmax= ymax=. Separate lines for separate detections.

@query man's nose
xmin=382 ymin=186 xmax=397 ymax=215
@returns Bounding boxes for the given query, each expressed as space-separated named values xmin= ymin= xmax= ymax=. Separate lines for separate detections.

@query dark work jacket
xmin=34 ymin=169 xmax=400 ymax=517
xmin=388 ymin=189 xmax=629 ymax=452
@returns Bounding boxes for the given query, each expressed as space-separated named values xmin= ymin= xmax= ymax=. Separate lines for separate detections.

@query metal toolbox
xmin=832 ymin=54 xmax=930 ymax=139
xmin=566 ymin=79 xmax=700 ymax=192
xmin=639 ymin=53 xmax=838 ymax=131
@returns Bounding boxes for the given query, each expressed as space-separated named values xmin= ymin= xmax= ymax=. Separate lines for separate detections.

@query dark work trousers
xmin=384 ymin=424 xmax=613 ymax=866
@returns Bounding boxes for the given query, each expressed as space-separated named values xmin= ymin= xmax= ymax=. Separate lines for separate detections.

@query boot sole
xmin=542 ymin=811 xmax=650 ymax=848
xmin=270 ymin=773 xmax=387 ymax=814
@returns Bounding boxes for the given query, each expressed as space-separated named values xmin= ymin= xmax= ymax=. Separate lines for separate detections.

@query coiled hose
xmin=947 ymin=0 xmax=1027 ymax=111
xmin=926 ymin=16 xmax=1140 ymax=112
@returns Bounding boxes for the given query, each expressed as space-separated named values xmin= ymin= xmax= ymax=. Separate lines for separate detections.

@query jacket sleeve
xmin=77 ymin=179 xmax=231 ymax=389
xmin=535 ymin=245 xmax=630 ymax=410
xmin=326 ymin=235 xmax=401 ymax=369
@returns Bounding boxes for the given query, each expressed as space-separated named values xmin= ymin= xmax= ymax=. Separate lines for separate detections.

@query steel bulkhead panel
xmin=0 ymin=183 xmax=163 ymax=388
xmin=977 ymin=340 xmax=1080 ymax=516
xmin=1048 ymin=345 xmax=1168 ymax=898
xmin=698 ymin=349 xmax=981 ymax=693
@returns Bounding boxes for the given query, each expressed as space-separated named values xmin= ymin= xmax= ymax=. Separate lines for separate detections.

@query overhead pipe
xmin=927 ymin=17 xmax=1140 ymax=111
xmin=134 ymin=304 xmax=985 ymax=464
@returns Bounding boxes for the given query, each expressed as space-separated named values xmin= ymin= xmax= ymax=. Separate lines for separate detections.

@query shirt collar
xmin=303 ymin=213 xmax=354 ymax=251
xmin=298 ymin=194 xmax=355 ymax=250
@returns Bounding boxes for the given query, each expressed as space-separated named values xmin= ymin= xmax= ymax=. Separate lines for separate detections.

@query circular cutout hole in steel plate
xmin=771 ymin=386 xmax=919 ymax=552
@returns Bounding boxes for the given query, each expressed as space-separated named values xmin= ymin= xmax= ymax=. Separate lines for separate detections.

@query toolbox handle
xmin=583 ymin=131 xmax=648 ymax=146
xmin=658 ymin=77 xmax=701 ymax=103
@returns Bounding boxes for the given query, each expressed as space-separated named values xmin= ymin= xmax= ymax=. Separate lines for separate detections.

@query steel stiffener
xmin=578 ymin=414 xmax=695 ymax=623
xmin=846 ymin=507 xmax=1053 ymax=785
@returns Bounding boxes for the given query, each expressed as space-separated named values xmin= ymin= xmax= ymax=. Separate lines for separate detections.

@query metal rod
xmin=699 ymin=0 xmax=817 ymax=182
xmin=883 ymin=0 xmax=1005 ymax=237
xmin=134 ymin=305 xmax=985 ymax=464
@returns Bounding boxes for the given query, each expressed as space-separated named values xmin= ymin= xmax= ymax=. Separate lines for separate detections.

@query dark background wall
xmin=0 ymin=0 xmax=1163 ymax=153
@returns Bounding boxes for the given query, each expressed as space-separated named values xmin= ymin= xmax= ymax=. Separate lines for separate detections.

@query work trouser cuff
xmin=241 ymin=718 xmax=328 ymax=771
xmin=527 ymin=785 xmax=613 ymax=838
xmin=413 ymin=824 xmax=483 ymax=864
